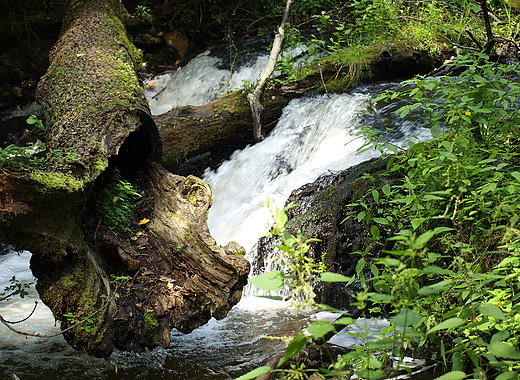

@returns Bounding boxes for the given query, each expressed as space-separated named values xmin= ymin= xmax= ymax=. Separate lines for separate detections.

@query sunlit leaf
xmin=377 ymin=257 xmax=402 ymax=266
xmin=319 ymin=272 xmax=354 ymax=283
xmin=280 ymin=332 xmax=307 ymax=365
xmin=479 ymin=303 xmax=506 ymax=320
xmin=489 ymin=342 xmax=520 ymax=359
xmin=334 ymin=317 xmax=355 ymax=325
xmin=392 ymin=308 xmax=424 ymax=327
xmin=248 ymin=270 xmax=284 ymax=291
xmin=355 ymin=369 xmax=386 ymax=380
xmin=432 ymin=370 xmax=466 ymax=380
xmin=306 ymin=320 xmax=336 ymax=339
xmin=418 ymin=279 xmax=452 ymax=295
xmin=495 ymin=371 xmax=518 ymax=380
xmin=428 ymin=317 xmax=465 ymax=333
xmin=422 ymin=266 xmax=449 ymax=274
xmin=511 ymin=171 xmax=520 ymax=182
xmin=372 ymin=189 xmax=380 ymax=204
xmin=235 ymin=366 xmax=271 ymax=380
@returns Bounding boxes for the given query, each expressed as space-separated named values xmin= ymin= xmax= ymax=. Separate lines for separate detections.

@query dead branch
xmin=247 ymin=0 xmax=293 ymax=142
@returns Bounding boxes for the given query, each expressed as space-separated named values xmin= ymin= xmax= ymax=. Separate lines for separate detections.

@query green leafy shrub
xmin=242 ymin=54 xmax=520 ymax=379
xmin=94 ymin=169 xmax=142 ymax=233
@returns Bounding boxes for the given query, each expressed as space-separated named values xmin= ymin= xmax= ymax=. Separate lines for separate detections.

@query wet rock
xmin=279 ymin=156 xmax=399 ymax=311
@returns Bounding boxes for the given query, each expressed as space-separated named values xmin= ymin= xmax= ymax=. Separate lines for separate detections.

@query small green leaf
xmin=319 ymin=272 xmax=354 ymax=283
xmin=370 ymin=225 xmax=380 ymax=239
xmin=248 ymin=270 xmax=284 ymax=291
xmin=306 ymin=320 xmax=336 ymax=339
xmin=422 ymin=266 xmax=449 ymax=274
xmin=411 ymin=218 xmax=425 ymax=230
xmin=382 ymin=183 xmax=391 ymax=196
xmin=373 ymin=217 xmax=389 ymax=225
xmin=481 ymin=182 xmax=497 ymax=193
xmin=418 ymin=279 xmax=452 ymax=294
xmin=280 ymin=332 xmax=307 ymax=365
xmin=367 ymin=293 xmax=395 ymax=302
xmin=428 ymin=317 xmax=465 ymax=333
xmin=414 ymin=230 xmax=436 ymax=248
xmin=423 ymin=194 xmax=444 ymax=201
xmin=357 ymin=210 xmax=367 ymax=222
xmin=495 ymin=371 xmax=518 ymax=380
xmin=392 ymin=308 xmax=424 ymax=327
xmin=26 ymin=115 xmax=38 ymax=124
xmin=235 ymin=366 xmax=271 ymax=380
xmin=372 ymin=189 xmax=380 ymax=204
xmin=356 ymin=257 xmax=366 ymax=273
xmin=387 ymin=144 xmax=398 ymax=154
xmin=432 ymin=370 xmax=466 ymax=380
xmin=489 ymin=342 xmax=520 ymax=359
xmin=491 ymin=331 xmax=510 ymax=344
xmin=511 ymin=171 xmax=520 ymax=182
xmin=334 ymin=317 xmax=355 ymax=325
xmin=355 ymin=369 xmax=386 ymax=380
xmin=377 ymin=257 xmax=402 ymax=266
xmin=431 ymin=125 xmax=443 ymax=138
xmin=479 ymin=303 xmax=506 ymax=320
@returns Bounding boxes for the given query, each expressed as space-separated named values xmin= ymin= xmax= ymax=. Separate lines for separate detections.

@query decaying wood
xmin=0 ymin=0 xmax=249 ymax=357
xmin=247 ymin=0 xmax=293 ymax=143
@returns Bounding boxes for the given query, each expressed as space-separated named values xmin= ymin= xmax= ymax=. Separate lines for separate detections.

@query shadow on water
xmin=0 ymin=250 xmax=311 ymax=380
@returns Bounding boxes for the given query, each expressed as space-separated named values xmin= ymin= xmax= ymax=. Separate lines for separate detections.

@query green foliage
xmin=63 ymin=312 xmax=97 ymax=333
xmin=248 ymin=206 xmax=326 ymax=306
xmin=109 ymin=274 xmax=132 ymax=286
xmin=243 ymin=54 xmax=520 ymax=379
xmin=94 ymin=169 xmax=142 ymax=234
xmin=0 ymin=276 xmax=32 ymax=302
xmin=132 ymin=4 xmax=152 ymax=18
xmin=0 ymin=115 xmax=47 ymax=169
xmin=25 ymin=114 xmax=46 ymax=133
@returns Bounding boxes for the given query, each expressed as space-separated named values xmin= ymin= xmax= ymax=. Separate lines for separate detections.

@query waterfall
xmin=145 ymin=49 xmax=268 ymax=115
xmin=203 ymin=89 xmax=430 ymax=255
xmin=204 ymin=93 xmax=378 ymax=252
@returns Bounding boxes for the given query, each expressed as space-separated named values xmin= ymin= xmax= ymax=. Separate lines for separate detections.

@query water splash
xmin=203 ymin=93 xmax=381 ymax=253
xmin=145 ymin=50 xmax=268 ymax=115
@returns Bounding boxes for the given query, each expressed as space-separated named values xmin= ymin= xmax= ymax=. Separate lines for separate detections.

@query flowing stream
xmin=0 ymin=47 xmax=429 ymax=379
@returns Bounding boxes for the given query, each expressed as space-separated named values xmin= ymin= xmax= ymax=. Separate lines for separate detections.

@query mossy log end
xmin=0 ymin=0 xmax=249 ymax=357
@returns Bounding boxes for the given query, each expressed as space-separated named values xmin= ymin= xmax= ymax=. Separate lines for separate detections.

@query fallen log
xmin=0 ymin=0 xmax=249 ymax=357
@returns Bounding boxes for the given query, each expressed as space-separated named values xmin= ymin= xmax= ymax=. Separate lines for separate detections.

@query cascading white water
xmin=203 ymin=93 xmax=381 ymax=253
xmin=145 ymin=50 xmax=268 ymax=115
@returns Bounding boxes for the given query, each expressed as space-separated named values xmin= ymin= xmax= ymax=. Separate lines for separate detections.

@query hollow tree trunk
xmin=0 ymin=0 xmax=249 ymax=357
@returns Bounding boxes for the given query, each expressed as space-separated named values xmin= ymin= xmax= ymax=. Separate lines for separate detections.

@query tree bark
xmin=0 ymin=0 xmax=249 ymax=357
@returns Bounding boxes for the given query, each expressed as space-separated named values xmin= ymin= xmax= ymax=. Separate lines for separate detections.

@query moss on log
xmin=1 ymin=0 xmax=249 ymax=357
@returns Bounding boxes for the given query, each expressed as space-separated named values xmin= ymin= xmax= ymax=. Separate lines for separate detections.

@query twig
xmin=466 ymin=29 xmax=484 ymax=51
xmin=0 ymin=284 xmax=121 ymax=338
xmin=1 ymin=301 xmax=38 ymax=324
xmin=318 ymin=64 xmax=328 ymax=94
xmin=247 ymin=0 xmax=293 ymax=142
